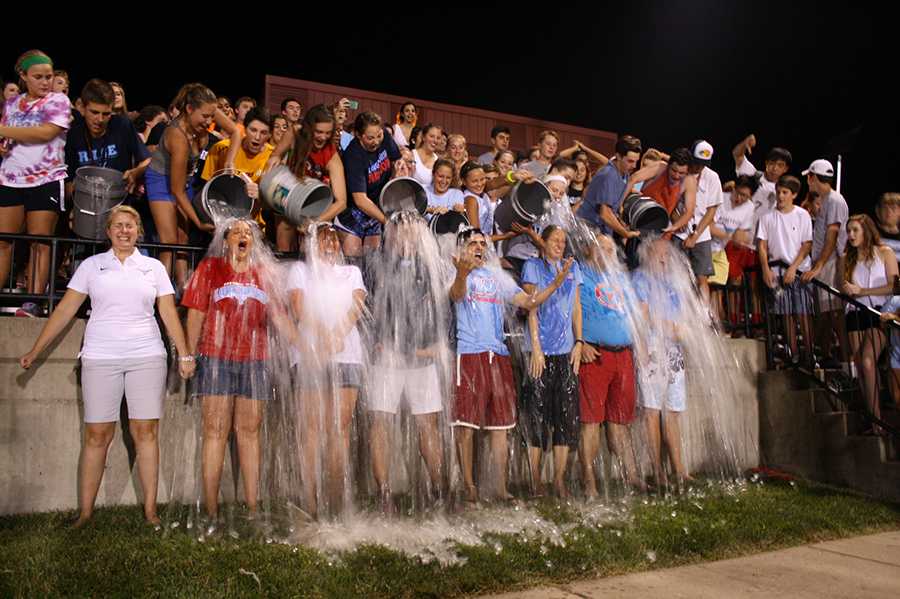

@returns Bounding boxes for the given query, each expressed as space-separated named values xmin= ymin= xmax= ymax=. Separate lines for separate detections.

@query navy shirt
xmin=65 ymin=114 xmax=150 ymax=179
xmin=342 ymin=129 xmax=402 ymax=209
xmin=575 ymin=161 xmax=628 ymax=233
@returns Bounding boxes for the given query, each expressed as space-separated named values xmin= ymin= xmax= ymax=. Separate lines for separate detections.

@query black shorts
xmin=0 ymin=180 xmax=66 ymax=212
xmin=846 ymin=308 xmax=882 ymax=332
xmin=520 ymin=353 xmax=580 ymax=449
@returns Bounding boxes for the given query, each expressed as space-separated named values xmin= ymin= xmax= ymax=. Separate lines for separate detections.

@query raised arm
xmin=732 ymin=134 xmax=756 ymax=169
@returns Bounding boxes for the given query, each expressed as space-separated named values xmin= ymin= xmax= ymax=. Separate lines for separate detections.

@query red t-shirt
xmin=181 ymin=257 xmax=269 ymax=361
xmin=306 ymin=144 xmax=337 ymax=184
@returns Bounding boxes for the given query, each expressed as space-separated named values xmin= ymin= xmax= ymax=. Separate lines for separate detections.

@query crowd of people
xmin=4 ymin=48 xmax=898 ymax=526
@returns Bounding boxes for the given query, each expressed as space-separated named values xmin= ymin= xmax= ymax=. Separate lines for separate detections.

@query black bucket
xmin=429 ymin=210 xmax=469 ymax=236
xmin=196 ymin=170 xmax=255 ymax=224
xmin=379 ymin=177 xmax=428 ymax=216
xmin=72 ymin=166 xmax=128 ymax=240
xmin=621 ymin=193 xmax=669 ymax=233
xmin=493 ymin=180 xmax=550 ymax=232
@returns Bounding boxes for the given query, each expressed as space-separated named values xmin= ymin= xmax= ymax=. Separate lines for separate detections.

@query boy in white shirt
xmin=757 ymin=175 xmax=813 ymax=363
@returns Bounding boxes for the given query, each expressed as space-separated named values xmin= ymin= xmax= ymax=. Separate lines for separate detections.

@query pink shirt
xmin=0 ymin=92 xmax=72 ymax=187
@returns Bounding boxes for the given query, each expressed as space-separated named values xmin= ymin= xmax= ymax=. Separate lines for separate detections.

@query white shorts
xmin=81 ymin=356 xmax=168 ymax=423
xmin=368 ymin=363 xmax=443 ymax=415
xmin=638 ymin=345 xmax=687 ymax=413
xmin=815 ymin=259 xmax=843 ymax=311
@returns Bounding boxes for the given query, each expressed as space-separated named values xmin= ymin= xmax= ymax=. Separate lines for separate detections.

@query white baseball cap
xmin=692 ymin=140 xmax=714 ymax=164
xmin=802 ymin=159 xmax=834 ymax=178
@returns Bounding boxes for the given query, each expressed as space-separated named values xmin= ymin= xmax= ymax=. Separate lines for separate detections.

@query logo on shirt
xmin=468 ymin=274 xmax=501 ymax=305
xmin=213 ymin=283 xmax=268 ymax=306
xmin=367 ymin=150 xmax=391 ymax=185
xmin=77 ymin=145 xmax=119 ymax=165
xmin=594 ymin=281 xmax=625 ymax=312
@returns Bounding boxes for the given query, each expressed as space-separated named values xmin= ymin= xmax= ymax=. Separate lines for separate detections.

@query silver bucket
xmin=196 ymin=169 xmax=255 ymax=224
xmin=621 ymin=193 xmax=669 ymax=233
xmin=493 ymin=180 xmax=550 ymax=233
xmin=379 ymin=177 xmax=427 ymax=216
xmin=72 ymin=166 xmax=128 ymax=240
xmin=428 ymin=210 xmax=469 ymax=236
xmin=259 ymin=165 xmax=333 ymax=225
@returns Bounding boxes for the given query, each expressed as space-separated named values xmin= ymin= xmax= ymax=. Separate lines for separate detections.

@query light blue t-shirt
xmin=340 ymin=131 xmax=354 ymax=151
xmin=580 ymin=267 xmax=633 ymax=347
xmin=882 ymin=296 xmax=900 ymax=358
xmin=632 ymin=269 xmax=681 ymax=322
xmin=426 ymin=185 xmax=465 ymax=216
xmin=522 ymin=258 xmax=582 ymax=355
xmin=454 ymin=266 xmax=522 ymax=355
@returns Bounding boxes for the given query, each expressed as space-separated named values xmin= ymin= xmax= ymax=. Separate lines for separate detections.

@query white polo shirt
xmin=676 ymin=166 xmax=722 ymax=242
xmin=68 ymin=248 xmax=174 ymax=359
xmin=756 ymin=205 xmax=813 ymax=272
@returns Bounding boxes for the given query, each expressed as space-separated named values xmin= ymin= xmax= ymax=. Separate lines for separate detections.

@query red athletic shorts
xmin=578 ymin=346 xmax=636 ymax=425
xmin=453 ymin=352 xmax=516 ymax=430
xmin=725 ymin=242 xmax=757 ymax=281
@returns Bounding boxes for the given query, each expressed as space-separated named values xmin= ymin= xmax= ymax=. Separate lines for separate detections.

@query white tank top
xmin=412 ymin=149 xmax=433 ymax=187
xmin=849 ymin=249 xmax=889 ymax=309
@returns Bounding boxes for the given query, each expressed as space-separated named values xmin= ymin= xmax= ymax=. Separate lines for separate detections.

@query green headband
xmin=17 ymin=54 xmax=52 ymax=74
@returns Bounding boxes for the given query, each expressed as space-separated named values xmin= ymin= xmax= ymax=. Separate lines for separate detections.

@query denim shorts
xmin=193 ymin=355 xmax=273 ymax=400
xmin=145 ymin=168 xmax=194 ymax=203
xmin=335 ymin=206 xmax=381 ymax=238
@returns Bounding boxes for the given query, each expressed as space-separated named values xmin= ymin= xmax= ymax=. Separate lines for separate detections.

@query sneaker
xmin=15 ymin=302 xmax=41 ymax=318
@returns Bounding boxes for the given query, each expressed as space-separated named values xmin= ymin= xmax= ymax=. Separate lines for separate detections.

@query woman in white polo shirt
xmin=20 ymin=205 xmax=193 ymax=527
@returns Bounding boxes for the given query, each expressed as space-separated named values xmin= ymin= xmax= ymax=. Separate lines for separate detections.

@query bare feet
xmin=145 ymin=512 xmax=161 ymax=526
xmin=552 ymin=480 xmax=570 ymax=499
xmin=72 ymin=514 xmax=92 ymax=529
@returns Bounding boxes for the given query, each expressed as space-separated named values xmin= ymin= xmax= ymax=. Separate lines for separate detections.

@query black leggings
xmin=520 ymin=353 xmax=580 ymax=449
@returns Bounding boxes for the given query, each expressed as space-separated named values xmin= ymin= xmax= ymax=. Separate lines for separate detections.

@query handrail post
xmin=48 ymin=239 xmax=58 ymax=314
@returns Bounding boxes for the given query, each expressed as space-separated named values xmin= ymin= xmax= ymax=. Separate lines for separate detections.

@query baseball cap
xmin=691 ymin=140 xmax=714 ymax=165
xmin=801 ymin=159 xmax=834 ymax=178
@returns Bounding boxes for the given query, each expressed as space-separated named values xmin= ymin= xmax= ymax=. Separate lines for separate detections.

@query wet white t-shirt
xmin=287 ymin=261 xmax=366 ymax=365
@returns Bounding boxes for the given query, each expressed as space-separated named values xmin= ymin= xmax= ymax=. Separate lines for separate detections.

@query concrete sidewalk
xmin=486 ymin=530 xmax=900 ymax=598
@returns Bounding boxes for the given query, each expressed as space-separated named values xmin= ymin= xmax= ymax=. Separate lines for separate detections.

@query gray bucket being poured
xmin=72 ymin=166 xmax=128 ymax=240
xmin=379 ymin=177 xmax=428 ymax=216
xmin=493 ymin=180 xmax=551 ymax=232
xmin=259 ymin=165 xmax=334 ymax=225
xmin=195 ymin=169 xmax=255 ymax=224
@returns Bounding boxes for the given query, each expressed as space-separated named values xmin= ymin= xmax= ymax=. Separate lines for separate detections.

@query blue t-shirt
xmin=65 ymin=113 xmax=150 ymax=179
xmin=580 ymin=267 xmax=633 ymax=347
xmin=575 ymin=161 xmax=627 ymax=233
xmin=632 ymin=269 xmax=681 ymax=322
xmin=339 ymin=131 xmax=354 ymax=151
xmin=522 ymin=258 xmax=582 ymax=355
xmin=455 ymin=266 xmax=522 ymax=355
xmin=882 ymin=296 xmax=900 ymax=350
xmin=342 ymin=129 xmax=402 ymax=209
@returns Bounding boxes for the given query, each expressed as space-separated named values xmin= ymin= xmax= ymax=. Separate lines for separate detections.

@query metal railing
xmin=762 ymin=259 xmax=900 ymax=440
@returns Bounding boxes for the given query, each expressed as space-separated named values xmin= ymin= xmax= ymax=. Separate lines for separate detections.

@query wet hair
xmin=353 ymin=111 xmax=382 ymax=135
xmin=105 ymin=205 xmax=144 ymax=238
xmin=172 ymin=83 xmax=217 ymax=114
xmin=134 ymin=105 xmax=166 ymax=131
xmin=288 ymin=104 xmax=335 ymax=178
xmin=844 ymin=214 xmax=882 ymax=284
xmin=459 ymin=161 xmax=485 ymax=187
xmin=615 ymin=134 xmax=642 ymax=156
xmin=669 ymin=148 xmax=692 ymax=168
xmin=490 ymin=125 xmax=511 ymax=139
xmin=540 ymin=225 xmax=567 ymax=255
xmin=432 ymin=158 xmax=455 ymax=176
xmin=776 ymin=174 xmax=802 ymax=195
xmin=280 ymin=97 xmax=301 ymax=112
xmin=734 ymin=174 xmax=760 ymax=195
xmin=766 ymin=147 xmax=793 ymax=167
xmin=456 ymin=225 xmax=484 ymax=246
xmin=80 ymin=79 xmax=115 ymax=107
xmin=243 ymin=106 xmax=270 ymax=130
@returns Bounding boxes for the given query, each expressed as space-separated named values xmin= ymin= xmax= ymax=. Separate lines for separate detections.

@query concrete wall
xmin=1 ymin=318 xmax=765 ymax=516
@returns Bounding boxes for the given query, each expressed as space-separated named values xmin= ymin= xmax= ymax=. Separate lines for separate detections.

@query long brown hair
xmin=287 ymin=104 xmax=335 ymax=178
xmin=844 ymin=214 xmax=882 ymax=284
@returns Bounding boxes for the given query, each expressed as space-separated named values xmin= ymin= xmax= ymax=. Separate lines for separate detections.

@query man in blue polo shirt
xmin=576 ymin=135 xmax=642 ymax=238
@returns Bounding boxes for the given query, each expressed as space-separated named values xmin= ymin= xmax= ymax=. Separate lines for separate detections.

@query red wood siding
xmin=265 ymin=75 xmax=617 ymax=160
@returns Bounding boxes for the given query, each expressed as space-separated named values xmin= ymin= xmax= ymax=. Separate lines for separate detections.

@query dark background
xmin=3 ymin=2 xmax=894 ymax=210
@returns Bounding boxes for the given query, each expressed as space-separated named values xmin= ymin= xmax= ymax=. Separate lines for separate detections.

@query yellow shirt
xmin=201 ymin=139 xmax=273 ymax=227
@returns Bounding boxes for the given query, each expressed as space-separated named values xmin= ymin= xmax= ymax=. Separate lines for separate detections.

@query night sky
xmin=3 ymin=3 xmax=892 ymax=209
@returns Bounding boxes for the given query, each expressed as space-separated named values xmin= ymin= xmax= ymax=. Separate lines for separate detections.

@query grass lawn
xmin=1 ymin=480 xmax=898 ymax=598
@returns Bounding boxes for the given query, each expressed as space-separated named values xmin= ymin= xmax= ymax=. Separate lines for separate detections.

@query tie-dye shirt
xmin=0 ymin=92 xmax=72 ymax=187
